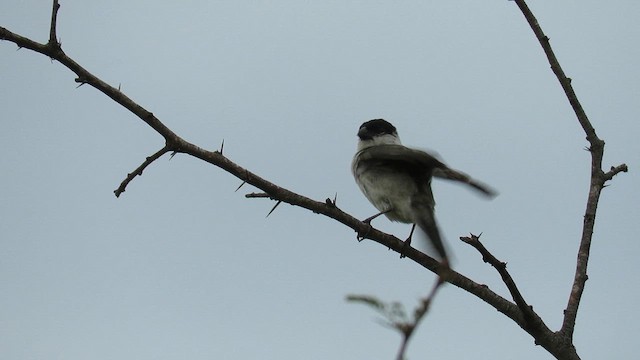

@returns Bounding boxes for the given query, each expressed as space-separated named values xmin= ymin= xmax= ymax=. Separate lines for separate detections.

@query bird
xmin=351 ymin=119 xmax=496 ymax=265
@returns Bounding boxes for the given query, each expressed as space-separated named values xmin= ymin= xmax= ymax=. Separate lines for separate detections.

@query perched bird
xmin=351 ymin=119 xmax=495 ymax=264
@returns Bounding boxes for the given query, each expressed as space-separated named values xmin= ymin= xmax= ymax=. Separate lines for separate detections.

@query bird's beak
xmin=357 ymin=126 xmax=368 ymax=139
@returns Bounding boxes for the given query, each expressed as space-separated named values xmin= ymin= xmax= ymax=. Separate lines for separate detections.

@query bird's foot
xmin=356 ymin=223 xmax=373 ymax=242
xmin=399 ymin=237 xmax=412 ymax=258
xmin=400 ymin=224 xmax=416 ymax=258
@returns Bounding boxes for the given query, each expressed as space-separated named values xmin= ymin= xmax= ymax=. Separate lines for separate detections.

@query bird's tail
xmin=412 ymin=201 xmax=449 ymax=263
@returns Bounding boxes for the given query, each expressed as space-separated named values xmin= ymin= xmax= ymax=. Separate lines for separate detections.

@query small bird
xmin=352 ymin=119 xmax=495 ymax=264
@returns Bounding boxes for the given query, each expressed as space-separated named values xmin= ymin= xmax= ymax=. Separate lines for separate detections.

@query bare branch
xmin=2 ymin=23 xmax=181 ymax=146
xmin=245 ymin=192 xmax=270 ymax=198
xmin=460 ymin=231 xmax=581 ymax=358
xmin=48 ymin=0 xmax=61 ymax=48
xmin=1 ymin=26 xmax=50 ymax=54
xmin=603 ymin=164 xmax=628 ymax=181
xmin=460 ymin=235 xmax=544 ymax=331
xmin=513 ymin=0 xmax=597 ymax=146
xmin=513 ymin=0 xmax=626 ymax=348
xmin=114 ymin=146 xmax=171 ymax=197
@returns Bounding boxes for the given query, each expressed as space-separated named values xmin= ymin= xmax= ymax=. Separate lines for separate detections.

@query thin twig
xmin=347 ymin=277 xmax=445 ymax=360
xmin=603 ymin=164 xmax=628 ymax=181
xmin=245 ymin=192 xmax=270 ymax=198
xmin=460 ymin=234 xmax=535 ymax=325
xmin=48 ymin=0 xmax=61 ymax=48
xmin=395 ymin=277 xmax=445 ymax=360
xmin=114 ymin=146 xmax=171 ymax=197
xmin=513 ymin=0 xmax=596 ymax=144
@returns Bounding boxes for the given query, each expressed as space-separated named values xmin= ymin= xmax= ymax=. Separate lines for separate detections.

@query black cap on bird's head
xmin=357 ymin=119 xmax=398 ymax=140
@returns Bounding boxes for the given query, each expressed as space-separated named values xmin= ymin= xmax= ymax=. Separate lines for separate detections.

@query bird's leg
xmin=362 ymin=209 xmax=390 ymax=224
xmin=357 ymin=209 xmax=391 ymax=241
xmin=399 ymin=224 xmax=416 ymax=258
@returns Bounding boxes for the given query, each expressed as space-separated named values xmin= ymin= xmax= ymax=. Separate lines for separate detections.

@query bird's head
xmin=356 ymin=119 xmax=401 ymax=151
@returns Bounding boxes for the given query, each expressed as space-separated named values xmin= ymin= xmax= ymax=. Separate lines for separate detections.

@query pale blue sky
xmin=1 ymin=1 xmax=638 ymax=359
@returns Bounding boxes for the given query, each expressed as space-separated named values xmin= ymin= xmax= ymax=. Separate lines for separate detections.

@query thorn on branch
xmin=74 ymin=77 xmax=88 ymax=88
xmin=325 ymin=193 xmax=338 ymax=207
xmin=235 ymin=181 xmax=246 ymax=192
xmin=266 ymin=200 xmax=282 ymax=217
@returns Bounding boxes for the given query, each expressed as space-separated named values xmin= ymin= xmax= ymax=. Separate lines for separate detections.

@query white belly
xmin=355 ymin=169 xmax=418 ymax=224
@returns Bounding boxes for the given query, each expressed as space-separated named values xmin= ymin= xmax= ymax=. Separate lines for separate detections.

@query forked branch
xmin=514 ymin=0 xmax=627 ymax=349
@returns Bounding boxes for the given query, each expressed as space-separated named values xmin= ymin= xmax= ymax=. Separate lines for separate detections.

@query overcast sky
xmin=1 ymin=1 xmax=638 ymax=359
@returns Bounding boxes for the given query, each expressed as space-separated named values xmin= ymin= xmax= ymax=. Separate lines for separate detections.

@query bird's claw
xmin=399 ymin=238 xmax=412 ymax=258
xmin=356 ymin=224 xmax=373 ymax=242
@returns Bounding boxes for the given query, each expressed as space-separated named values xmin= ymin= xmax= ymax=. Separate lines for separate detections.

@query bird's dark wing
xmin=432 ymin=167 xmax=497 ymax=198
xmin=355 ymin=144 xmax=497 ymax=197
xmin=355 ymin=145 xmax=445 ymax=176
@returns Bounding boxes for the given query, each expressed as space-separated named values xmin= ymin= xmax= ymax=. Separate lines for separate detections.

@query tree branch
xmin=114 ymin=145 xmax=172 ymax=197
xmin=460 ymin=234 xmax=534 ymax=321
xmin=395 ymin=277 xmax=445 ymax=360
xmin=48 ymin=0 xmax=61 ymax=48
xmin=512 ymin=0 xmax=596 ymax=145
xmin=513 ymin=0 xmax=627 ymax=346
xmin=460 ymin=234 xmax=561 ymax=351
xmin=603 ymin=164 xmax=628 ymax=182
